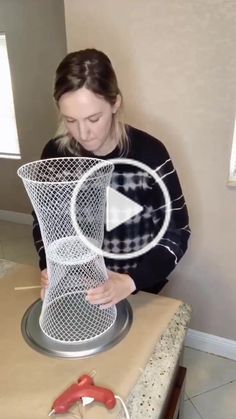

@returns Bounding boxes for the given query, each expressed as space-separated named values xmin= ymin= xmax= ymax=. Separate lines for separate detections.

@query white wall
xmin=0 ymin=0 xmax=67 ymax=212
xmin=64 ymin=0 xmax=236 ymax=340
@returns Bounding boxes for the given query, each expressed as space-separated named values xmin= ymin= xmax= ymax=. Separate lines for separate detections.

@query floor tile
xmin=2 ymin=238 xmax=38 ymax=266
xmin=184 ymin=392 xmax=189 ymax=401
xmin=183 ymin=400 xmax=203 ymax=419
xmin=191 ymin=381 xmax=236 ymax=419
xmin=183 ymin=347 xmax=236 ymax=397
xmin=0 ymin=220 xmax=32 ymax=241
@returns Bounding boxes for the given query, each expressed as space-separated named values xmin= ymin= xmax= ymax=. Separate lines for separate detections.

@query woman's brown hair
xmin=54 ymin=48 xmax=129 ymax=155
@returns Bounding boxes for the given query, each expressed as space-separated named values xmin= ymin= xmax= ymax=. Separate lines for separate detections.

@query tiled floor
xmin=183 ymin=347 xmax=236 ymax=418
xmin=1 ymin=220 xmax=236 ymax=418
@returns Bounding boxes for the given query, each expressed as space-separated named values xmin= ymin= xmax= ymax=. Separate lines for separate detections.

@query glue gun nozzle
xmin=48 ymin=409 xmax=55 ymax=417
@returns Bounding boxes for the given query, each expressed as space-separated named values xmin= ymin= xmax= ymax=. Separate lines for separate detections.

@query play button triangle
xmin=106 ymin=186 xmax=143 ymax=232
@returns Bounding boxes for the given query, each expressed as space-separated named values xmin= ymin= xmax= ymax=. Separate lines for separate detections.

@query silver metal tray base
xmin=21 ymin=299 xmax=133 ymax=359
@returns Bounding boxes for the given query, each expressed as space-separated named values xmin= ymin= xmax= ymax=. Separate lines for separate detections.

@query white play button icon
xmin=106 ymin=186 xmax=143 ymax=232
xmin=71 ymin=157 xmax=171 ymax=260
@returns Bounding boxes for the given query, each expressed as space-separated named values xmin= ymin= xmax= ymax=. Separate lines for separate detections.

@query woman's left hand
xmin=86 ymin=270 xmax=136 ymax=309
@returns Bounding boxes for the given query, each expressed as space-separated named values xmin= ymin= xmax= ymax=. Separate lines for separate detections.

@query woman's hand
xmin=86 ymin=270 xmax=136 ymax=309
xmin=40 ymin=268 xmax=48 ymax=300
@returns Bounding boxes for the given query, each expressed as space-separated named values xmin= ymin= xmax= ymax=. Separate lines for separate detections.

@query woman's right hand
xmin=40 ymin=268 xmax=48 ymax=300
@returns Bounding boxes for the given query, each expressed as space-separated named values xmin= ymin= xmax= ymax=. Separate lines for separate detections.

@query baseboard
xmin=185 ymin=328 xmax=236 ymax=361
xmin=0 ymin=210 xmax=32 ymax=225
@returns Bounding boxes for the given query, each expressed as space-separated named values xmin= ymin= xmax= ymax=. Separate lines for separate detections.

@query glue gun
xmin=49 ymin=374 xmax=116 ymax=416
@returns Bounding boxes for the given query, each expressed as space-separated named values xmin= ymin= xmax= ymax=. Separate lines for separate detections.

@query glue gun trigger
xmin=82 ymin=397 xmax=94 ymax=406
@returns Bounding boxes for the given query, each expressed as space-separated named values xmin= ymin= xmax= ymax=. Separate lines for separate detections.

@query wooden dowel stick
xmin=14 ymin=285 xmax=41 ymax=291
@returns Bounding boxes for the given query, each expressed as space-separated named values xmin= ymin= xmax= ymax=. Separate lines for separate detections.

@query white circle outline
xmin=70 ymin=158 xmax=171 ymax=260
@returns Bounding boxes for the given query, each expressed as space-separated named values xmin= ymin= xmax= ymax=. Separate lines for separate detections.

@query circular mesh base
xmin=22 ymin=299 xmax=133 ymax=359
xmin=40 ymin=292 xmax=116 ymax=343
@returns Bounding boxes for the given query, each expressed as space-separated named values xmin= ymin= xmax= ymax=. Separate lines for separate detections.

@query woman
xmin=33 ymin=48 xmax=190 ymax=308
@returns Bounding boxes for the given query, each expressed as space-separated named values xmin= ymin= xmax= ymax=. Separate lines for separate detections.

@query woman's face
xmin=58 ymin=87 xmax=120 ymax=155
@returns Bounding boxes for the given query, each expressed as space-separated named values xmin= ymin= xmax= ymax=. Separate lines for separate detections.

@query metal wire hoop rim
xmin=17 ymin=157 xmax=113 ymax=185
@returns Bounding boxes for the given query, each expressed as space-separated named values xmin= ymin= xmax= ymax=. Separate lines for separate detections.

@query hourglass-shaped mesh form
xmin=18 ymin=157 xmax=115 ymax=343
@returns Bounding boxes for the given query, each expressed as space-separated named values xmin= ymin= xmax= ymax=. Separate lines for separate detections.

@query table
xmin=0 ymin=261 xmax=191 ymax=419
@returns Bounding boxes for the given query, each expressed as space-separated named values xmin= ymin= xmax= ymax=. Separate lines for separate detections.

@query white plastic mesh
xmin=18 ymin=157 xmax=116 ymax=343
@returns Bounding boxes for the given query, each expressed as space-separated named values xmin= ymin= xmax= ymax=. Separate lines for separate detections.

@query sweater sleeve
xmin=129 ymin=148 xmax=191 ymax=291
xmin=32 ymin=211 xmax=46 ymax=270
xmin=32 ymin=139 xmax=59 ymax=271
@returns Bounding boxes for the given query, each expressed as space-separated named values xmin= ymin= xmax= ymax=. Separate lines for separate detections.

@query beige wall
xmin=64 ymin=0 xmax=236 ymax=339
xmin=0 ymin=0 xmax=66 ymax=212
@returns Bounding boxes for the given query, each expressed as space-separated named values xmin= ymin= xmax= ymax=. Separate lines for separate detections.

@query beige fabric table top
xmin=0 ymin=264 xmax=182 ymax=419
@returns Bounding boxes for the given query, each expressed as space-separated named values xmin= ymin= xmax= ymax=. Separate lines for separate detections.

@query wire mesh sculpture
xmin=18 ymin=157 xmax=115 ymax=343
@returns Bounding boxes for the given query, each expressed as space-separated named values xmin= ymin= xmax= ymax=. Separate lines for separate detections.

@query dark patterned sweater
xmin=32 ymin=125 xmax=190 ymax=294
